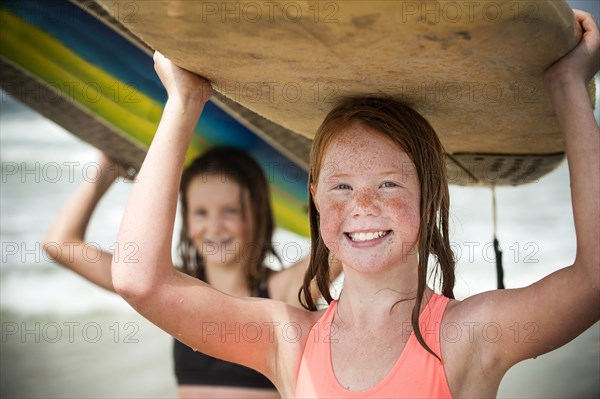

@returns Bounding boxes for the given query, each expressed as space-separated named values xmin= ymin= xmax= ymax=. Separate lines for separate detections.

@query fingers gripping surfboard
xmin=93 ymin=0 xmax=595 ymax=186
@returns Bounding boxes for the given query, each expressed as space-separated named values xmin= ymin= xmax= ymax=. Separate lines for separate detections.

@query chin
xmin=205 ymin=254 xmax=240 ymax=267
xmin=336 ymin=252 xmax=393 ymax=274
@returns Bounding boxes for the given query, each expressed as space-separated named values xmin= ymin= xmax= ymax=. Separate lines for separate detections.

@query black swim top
xmin=173 ymin=285 xmax=274 ymax=389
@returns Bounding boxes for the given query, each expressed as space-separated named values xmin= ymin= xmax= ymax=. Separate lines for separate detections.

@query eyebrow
xmin=325 ymin=170 xmax=405 ymax=178
xmin=378 ymin=170 xmax=406 ymax=176
xmin=325 ymin=172 xmax=350 ymax=178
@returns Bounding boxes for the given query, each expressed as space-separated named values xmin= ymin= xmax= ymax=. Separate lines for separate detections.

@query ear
xmin=310 ymin=183 xmax=320 ymax=213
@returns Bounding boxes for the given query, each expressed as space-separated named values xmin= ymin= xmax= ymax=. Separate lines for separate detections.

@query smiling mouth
xmin=345 ymin=230 xmax=391 ymax=242
xmin=204 ymin=238 xmax=234 ymax=247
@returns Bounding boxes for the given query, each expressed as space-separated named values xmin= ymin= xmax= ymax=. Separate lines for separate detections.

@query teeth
xmin=349 ymin=231 xmax=388 ymax=242
xmin=206 ymin=239 xmax=232 ymax=246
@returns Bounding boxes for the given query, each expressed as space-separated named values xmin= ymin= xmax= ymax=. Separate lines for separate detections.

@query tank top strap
xmin=418 ymin=293 xmax=450 ymax=360
xmin=304 ymin=300 xmax=338 ymax=346
xmin=322 ymin=299 xmax=338 ymax=322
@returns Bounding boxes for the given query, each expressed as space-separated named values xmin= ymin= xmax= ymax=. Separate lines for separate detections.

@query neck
xmin=336 ymin=253 xmax=429 ymax=327
xmin=204 ymin=260 xmax=250 ymax=297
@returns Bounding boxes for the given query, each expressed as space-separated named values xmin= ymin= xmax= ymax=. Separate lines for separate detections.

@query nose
xmin=204 ymin=214 xmax=226 ymax=236
xmin=351 ymin=188 xmax=380 ymax=217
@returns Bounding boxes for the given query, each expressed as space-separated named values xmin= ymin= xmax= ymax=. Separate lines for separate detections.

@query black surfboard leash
xmin=492 ymin=186 xmax=505 ymax=290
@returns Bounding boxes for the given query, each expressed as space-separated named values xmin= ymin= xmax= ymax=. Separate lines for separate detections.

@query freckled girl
xmin=111 ymin=9 xmax=599 ymax=398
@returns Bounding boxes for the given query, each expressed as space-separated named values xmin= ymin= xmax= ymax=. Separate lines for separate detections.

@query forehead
xmin=321 ymin=123 xmax=413 ymax=175
xmin=186 ymin=174 xmax=242 ymax=205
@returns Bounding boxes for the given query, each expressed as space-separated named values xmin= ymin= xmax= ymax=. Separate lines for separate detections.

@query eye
xmin=334 ymin=184 xmax=352 ymax=190
xmin=223 ymin=207 xmax=241 ymax=216
xmin=380 ymin=181 xmax=399 ymax=188
xmin=193 ymin=208 xmax=207 ymax=217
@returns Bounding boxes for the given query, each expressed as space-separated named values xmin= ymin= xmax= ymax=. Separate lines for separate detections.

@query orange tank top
xmin=295 ymin=293 xmax=452 ymax=398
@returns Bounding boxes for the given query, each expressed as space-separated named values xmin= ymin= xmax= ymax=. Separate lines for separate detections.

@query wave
xmin=1 ymin=267 xmax=134 ymax=317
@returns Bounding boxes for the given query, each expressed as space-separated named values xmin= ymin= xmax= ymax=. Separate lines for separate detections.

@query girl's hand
xmin=97 ymin=152 xmax=136 ymax=182
xmin=545 ymin=10 xmax=600 ymax=87
xmin=153 ymin=51 xmax=213 ymax=104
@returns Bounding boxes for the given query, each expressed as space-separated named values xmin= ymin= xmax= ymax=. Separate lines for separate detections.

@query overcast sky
xmin=568 ymin=0 xmax=599 ymax=19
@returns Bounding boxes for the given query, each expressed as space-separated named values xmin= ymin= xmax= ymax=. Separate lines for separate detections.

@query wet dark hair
xmin=299 ymin=97 xmax=455 ymax=359
xmin=177 ymin=147 xmax=279 ymax=294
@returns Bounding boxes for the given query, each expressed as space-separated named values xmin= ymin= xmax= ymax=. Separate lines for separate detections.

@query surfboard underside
xmin=2 ymin=0 xmax=590 ymax=215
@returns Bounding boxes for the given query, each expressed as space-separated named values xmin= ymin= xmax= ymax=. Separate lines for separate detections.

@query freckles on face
xmin=384 ymin=194 xmax=420 ymax=248
xmin=313 ymin=123 xmax=421 ymax=268
xmin=315 ymin=194 xmax=346 ymax=250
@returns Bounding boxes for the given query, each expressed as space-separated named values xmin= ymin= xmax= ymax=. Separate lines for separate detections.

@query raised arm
xmin=111 ymin=52 xmax=210 ymax=297
xmin=452 ymin=10 xmax=600 ymax=379
xmin=42 ymin=153 xmax=128 ymax=292
xmin=545 ymin=11 xmax=600 ymax=271
xmin=111 ymin=53 xmax=308 ymax=388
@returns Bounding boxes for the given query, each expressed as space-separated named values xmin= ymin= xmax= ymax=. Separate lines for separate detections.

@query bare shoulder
xmin=439 ymin=295 xmax=508 ymax=397
xmin=269 ymin=299 xmax=324 ymax=350
xmin=268 ymin=301 xmax=326 ymax=394
xmin=266 ymin=267 xmax=291 ymax=297
xmin=267 ymin=258 xmax=309 ymax=305
xmin=442 ymin=291 xmax=515 ymax=352
xmin=440 ymin=264 xmax=600 ymax=396
xmin=443 ymin=292 xmax=491 ymax=322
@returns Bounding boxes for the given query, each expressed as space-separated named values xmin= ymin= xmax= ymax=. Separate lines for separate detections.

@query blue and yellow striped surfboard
xmin=0 ymin=0 xmax=309 ymax=236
